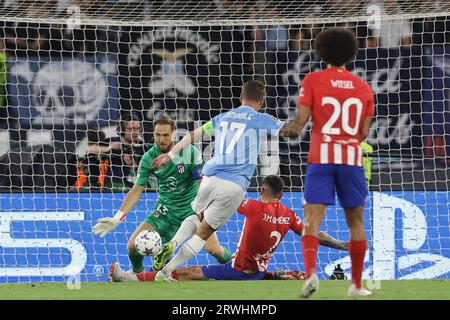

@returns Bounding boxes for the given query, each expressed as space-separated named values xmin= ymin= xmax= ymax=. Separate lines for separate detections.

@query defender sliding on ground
xmin=110 ymin=176 xmax=348 ymax=282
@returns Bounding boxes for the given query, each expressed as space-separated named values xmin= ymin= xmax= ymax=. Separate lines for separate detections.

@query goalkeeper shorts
xmin=303 ymin=164 xmax=367 ymax=208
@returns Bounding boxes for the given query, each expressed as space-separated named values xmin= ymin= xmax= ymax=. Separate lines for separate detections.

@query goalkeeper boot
xmin=347 ymin=284 xmax=373 ymax=297
xmin=154 ymin=269 xmax=177 ymax=282
xmin=299 ymin=273 xmax=319 ymax=299
xmin=109 ymin=262 xmax=138 ymax=282
xmin=153 ymin=240 xmax=177 ymax=271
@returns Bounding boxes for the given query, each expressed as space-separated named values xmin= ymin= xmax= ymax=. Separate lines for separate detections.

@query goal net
xmin=0 ymin=0 xmax=449 ymax=283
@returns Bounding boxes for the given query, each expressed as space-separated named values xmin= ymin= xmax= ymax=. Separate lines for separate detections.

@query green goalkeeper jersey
xmin=135 ymin=144 xmax=203 ymax=221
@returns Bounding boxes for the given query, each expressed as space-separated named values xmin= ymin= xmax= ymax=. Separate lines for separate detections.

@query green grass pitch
xmin=0 ymin=280 xmax=449 ymax=300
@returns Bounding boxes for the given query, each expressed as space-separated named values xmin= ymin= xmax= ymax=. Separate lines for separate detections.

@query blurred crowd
xmin=0 ymin=0 xmax=449 ymax=58
xmin=1 ymin=0 xmax=450 ymax=190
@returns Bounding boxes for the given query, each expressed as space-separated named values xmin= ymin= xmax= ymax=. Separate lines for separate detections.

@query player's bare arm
xmin=152 ymin=126 xmax=205 ymax=168
xmin=296 ymin=229 xmax=348 ymax=251
xmin=118 ymin=184 xmax=145 ymax=213
xmin=317 ymin=231 xmax=349 ymax=250
xmin=279 ymin=104 xmax=311 ymax=138
xmin=92 ymin=184 xmax=145 ymax=237
xmin=359 ymin=116 xmax=373 ymax=142
xmin=86 ymin=141 xmax=121 ymax=154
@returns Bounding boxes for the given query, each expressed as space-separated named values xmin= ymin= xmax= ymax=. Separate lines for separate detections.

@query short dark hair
xmin=121 ymin=112 xmax=141 ymax=124
xmin=241 ymin=80 xmax=266 ymax=102
xmin=314 ymin=28 xmax=358 ymax=67
xmin=119 ymin=112 xmax=141 ymax=135
xmin=154 ymin=114 xmax=175 ymax=131
xmin=262 ymin=175 xmax=285 ymax=196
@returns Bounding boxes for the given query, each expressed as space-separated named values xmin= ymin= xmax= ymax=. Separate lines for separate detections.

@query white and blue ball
xmin=135 ymin=230 xmax=163 ymax=256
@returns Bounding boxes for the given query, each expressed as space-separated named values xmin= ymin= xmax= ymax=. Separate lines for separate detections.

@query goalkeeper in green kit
xmin=92 ymin=115 xmax=232 ymax=275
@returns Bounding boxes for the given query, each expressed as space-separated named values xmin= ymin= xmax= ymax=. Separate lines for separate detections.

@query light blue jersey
xmin=202 ymin=105 xmax=285 ymax=190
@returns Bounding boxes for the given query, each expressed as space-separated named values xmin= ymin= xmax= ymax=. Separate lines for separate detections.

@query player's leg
xmin=344 ymin=207 xmax=371 ymax=296
xmin=109 ymin=261 xmax=139 ymax=282
xmin=138 ymin=263 xmax=267 ymax=282
xmin=172 ymin=214 xmax=202 ymax=247
xmin=201 ymin=262 xmax=266 ymax=281
xmin=156 ymin=219 xmax=216 ymax=281
xmin=337 ymin=165 xmax=371 ymax=296
xmin=154 ymin=177 xmax=214 ymax=267
xmin=300 ymin=204 xmax=326 ymax=298
xmin=300 ymin=164 xmax=336 ymax=299
xmin=175 ymin=266 xmax=208 ymax=280
xmin=132 ymin=266 xmax=208 ymax=281
xmin=344 ymin=206 xmax=368 ymax=290
xmin=155 ymin=176 xmax=244 ymax=281
xmin=204 ymin=232 xmax=232 ymax=264
xmin=153 ymin=214 xmax=201 ymax=270
xmin=155 ymin=214 xmax=232 ymax=269
xmin=127 ymin=221 xmax=156 ymax=273
xmin=302 ymin=203 xmax=328 ymax=274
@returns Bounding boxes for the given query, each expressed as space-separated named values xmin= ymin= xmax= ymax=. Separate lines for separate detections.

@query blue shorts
xmin=201 ymin=261 xmax=265 ymax=280
xmin=303 ymin=164 xmax=367 ymax=208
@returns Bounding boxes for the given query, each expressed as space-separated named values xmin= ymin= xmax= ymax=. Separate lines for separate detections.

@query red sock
xmin=349 ymin=240 xmax=367 ymax=289
xmin=137 ymin=271 xmax=157 ymax=281
xmin=302 ymin=235 xmax=319 ymax=279
xmin=136 ymin=270 xmax=179 ymax=281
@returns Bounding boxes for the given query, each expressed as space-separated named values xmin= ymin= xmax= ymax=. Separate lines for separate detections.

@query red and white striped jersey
xmin=298 ymin=67 xmax=374 ymax=166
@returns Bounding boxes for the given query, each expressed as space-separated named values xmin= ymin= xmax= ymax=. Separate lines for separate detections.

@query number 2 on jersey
xmin=321 ymin=97 xmax=363 ymax=135
xmin=219 ymin=121 xmax=246 ymax=154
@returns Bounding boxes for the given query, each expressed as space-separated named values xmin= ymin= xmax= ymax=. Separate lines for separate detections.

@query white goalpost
xmin=0 ymin=0 xmax=449 ymax=282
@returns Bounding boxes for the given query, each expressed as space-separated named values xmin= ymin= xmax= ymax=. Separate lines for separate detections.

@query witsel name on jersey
xmin=330 ymin=79 xmax=355 ymax=89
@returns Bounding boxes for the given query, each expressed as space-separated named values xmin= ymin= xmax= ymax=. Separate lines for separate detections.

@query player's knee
xmin=185 ymin=214 xmax=201 ymax=227
xmin=177 ymin=267 xmax=206 ymax=280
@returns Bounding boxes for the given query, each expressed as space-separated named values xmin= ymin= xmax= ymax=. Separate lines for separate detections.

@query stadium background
xmin=0 ymin=0 xmax=449 ymax=284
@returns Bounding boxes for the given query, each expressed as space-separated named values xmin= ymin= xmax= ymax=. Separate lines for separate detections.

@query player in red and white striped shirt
xmin=280 ymin=28 xmax=374 ymax=298
xmin=298 ymin=57 xmax=374 ymax=167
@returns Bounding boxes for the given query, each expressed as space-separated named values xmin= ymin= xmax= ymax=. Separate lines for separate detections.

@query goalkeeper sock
xmin=302 ymin=235 xmax=319 ymax=279
xmin=214 ymin=246 xmax=232 ymax=264
xmin=163 ymin=234 xmax=206 ymax=274
xmin=171 ymin=215 xmax=201 ymax=247
xmin=349 ymin=240 xmax=367 ymax=289
xmin=137 ymin=270 xmax=178 ymax=281
xmin=128 ymin=250 xmax=145 ymax=273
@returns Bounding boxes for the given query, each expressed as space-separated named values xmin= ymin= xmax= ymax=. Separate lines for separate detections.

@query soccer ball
xmin=135 ymin=230 xmax=163 ymax=256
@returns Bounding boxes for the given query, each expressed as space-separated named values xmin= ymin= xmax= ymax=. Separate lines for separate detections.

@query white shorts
xmin=191 ymin=175 xmax=245 ymax=230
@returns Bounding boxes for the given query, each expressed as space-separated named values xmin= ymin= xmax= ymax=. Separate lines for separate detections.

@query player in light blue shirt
xmin=201 ymin=105 xmax=285 ymax=190
xmin=151 ymin=80 xmax=303 ymax=282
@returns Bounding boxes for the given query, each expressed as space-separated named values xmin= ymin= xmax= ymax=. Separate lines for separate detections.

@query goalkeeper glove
xmin=92 ymin=210 xmax=127 ymax=238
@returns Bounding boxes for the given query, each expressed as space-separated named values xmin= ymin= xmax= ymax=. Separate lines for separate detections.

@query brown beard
xmin=158 ymin=142 xmax=173 ymax=154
